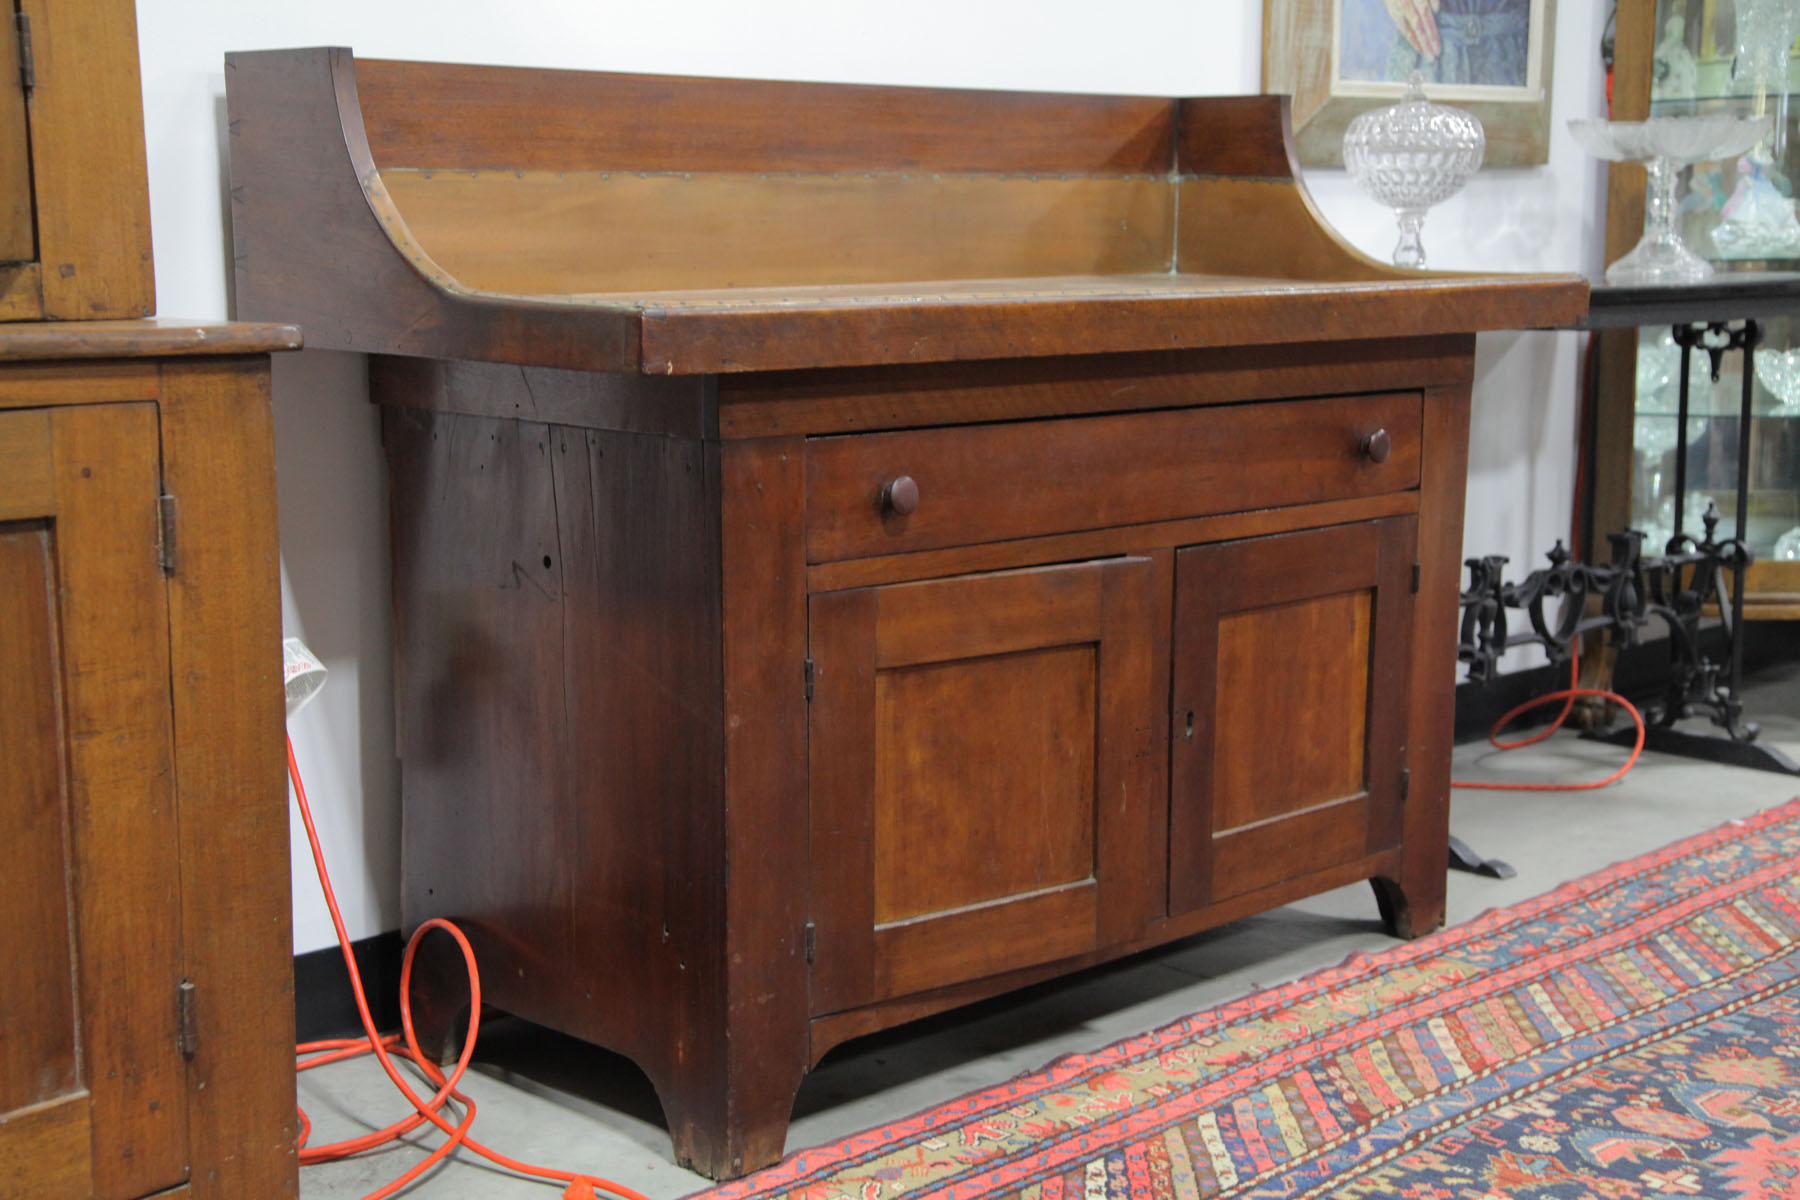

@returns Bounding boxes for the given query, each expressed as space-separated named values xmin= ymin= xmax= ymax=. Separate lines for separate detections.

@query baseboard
xmin=1455 ymin=621 xmax=1800 ymax=744
xmin=295 ymin=930 xmax=404 ymax=1041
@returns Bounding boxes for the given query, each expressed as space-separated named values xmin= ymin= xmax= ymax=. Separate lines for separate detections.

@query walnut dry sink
xmin=224 ymin=47 xmax=1588 ymax=1179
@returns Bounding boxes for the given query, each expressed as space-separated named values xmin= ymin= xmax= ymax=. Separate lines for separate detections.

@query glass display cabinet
xmin=1596 ymin=0 xmax=1800 ymax=617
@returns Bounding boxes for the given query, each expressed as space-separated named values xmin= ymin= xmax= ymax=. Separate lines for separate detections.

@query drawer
xmin=805 ymin=391 xmax=1421 ymax=562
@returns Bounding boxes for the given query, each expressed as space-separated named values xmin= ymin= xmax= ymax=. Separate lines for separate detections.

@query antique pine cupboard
xmin=224 ymin=47 xmax=1588 ymax=1178
xmin=1 ymin=1 xmax=300 ymax=1195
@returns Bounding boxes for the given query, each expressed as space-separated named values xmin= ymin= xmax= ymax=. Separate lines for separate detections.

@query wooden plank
xmin=356 ymin=57 xmax=1178 ymax=176
xmin=873 ymin=564 xmax=1103 ymax=668
xmin=806 ymin=588 xmax=879 ymax=1016
xmin=804 ymin=391 xmax=1421 ymax=562
xmin=0 ymin=524 xmax=79 ymax=1116
xmin=0 ymin=360 xmax=159 ymax=409
xmin=873 ymin=882 xmax=1098 ymax=1002
xmin=20 ymin=0 xmax=153 ymax=318
xmin=156 ymin=359 xmax=298 ymax=1200
xmin=381 ymin=170 xmax=1174 ymax=294
xmin=0 ymin=9 xmax=32 ymax=266
xmin=718 ymin=336 xmax=1477 ymax=439
xmin=0 ymin=262 xmax=43 ymax=320
xmin=368 ymin=355 xmax=714 ymax=439
xmin=0 ymin=1094 xmax=94 ymax=1200
xmin=0 ymin=319 xmax=301 ymax=361
xmin=704 ymin=435 xmax=812 ymax=1177
xmin=1176 ymin=94 xmax=1300 ymax=180
xmin=50 ymin=402 xmax=189 ymax=1196
xmin=637 ymin=274 xmax=1587 ymax=374
xmin=0 ymin=406 xmax=51 ymax=517
xmin=1384 ymin=383 xmax=1471 ymax=938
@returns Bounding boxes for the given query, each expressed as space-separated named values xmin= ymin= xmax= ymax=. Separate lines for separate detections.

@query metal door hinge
xmin=15 ymin=13 xmax=33 ymax=93
xmin=803 ymin=921 xmax=816 ymax=964
xmin=1399 ymin=766 xmax=1411 ymax=802
xmin=177 ymin=980 xmax=198 ymax=1059
xmin=157 ymin=494 xmax=178 ymax=574
xmin=1411 ymin=562 xmax=1421 ymax=593
xmin=803 ymin=657 xmax=815 ymax=702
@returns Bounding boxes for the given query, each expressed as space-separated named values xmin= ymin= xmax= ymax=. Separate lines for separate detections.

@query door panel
xmin=1169 ymin=518 xmax=1414 ymax=914
xmin=810 ymin=556 xmax=1161 ymax=1014
xmin=0 ymin=404 xmax=189 ymax=1198
xmin=0 ymin=4 xmax=32 ymax=264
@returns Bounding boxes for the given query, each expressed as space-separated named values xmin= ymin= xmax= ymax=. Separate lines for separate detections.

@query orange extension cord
xmin=288 ymin=737 xmax=656 ymax=1200
xmin=1450 ymin=329 xmax=1647 ymax=793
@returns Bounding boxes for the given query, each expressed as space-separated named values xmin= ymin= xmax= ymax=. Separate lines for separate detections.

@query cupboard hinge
xmin=14 ymin=13 xmax=33 ymax=93
xmin=1399 ymin=766 xmax=1410 ymax=802
xmin=803 ymin=921 xmax=816 ymax=965
xmin=803 ymin=657 xmax=814 ymax=702
xmin=157 ymin=493 xmax=178 ymax=575
xmin=177 ymin=980 xmax=198 ymax=1059
xmin=1411 ymin=561 xmax=1420 ymax=593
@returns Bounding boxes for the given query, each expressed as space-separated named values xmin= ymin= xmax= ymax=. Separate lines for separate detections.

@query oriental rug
xmin=695 ymin=800 xmax=1800 ymax=1200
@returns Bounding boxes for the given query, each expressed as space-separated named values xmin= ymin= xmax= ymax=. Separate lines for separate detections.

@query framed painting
xmin=1264 ymin=0 xmax=1556 ymax=167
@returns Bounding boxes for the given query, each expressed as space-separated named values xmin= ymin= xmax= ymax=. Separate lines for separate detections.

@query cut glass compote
xmin=1569 ymin=114 xmax=1772 ymax=283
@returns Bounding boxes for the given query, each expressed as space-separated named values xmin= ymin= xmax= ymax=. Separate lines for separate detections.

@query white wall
xmin=135 ymin=0 xmax=1609 ymax=954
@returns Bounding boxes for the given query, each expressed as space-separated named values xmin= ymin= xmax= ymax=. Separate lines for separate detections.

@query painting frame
xmin=1263 ymin=0 xmax=1556 ymax=168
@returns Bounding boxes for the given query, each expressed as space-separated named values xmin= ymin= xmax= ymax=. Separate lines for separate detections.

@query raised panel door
xmin=1168 ymin=518 xmax=1415 ymax=915
xmin=808 ymin=556 xmax=1162 ymax=1014
xmin=0 ymin=403 xmax=189 ymax=1198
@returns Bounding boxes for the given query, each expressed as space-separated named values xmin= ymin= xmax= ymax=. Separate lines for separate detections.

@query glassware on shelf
xmin=1569 ymin=113 xmax=1772 ymax=283
xmin=1710 ymin=0 xmax=1800 ymax=257
xmin=1342 ymin=72 xmax=1484 ymax=269
xmin=1755 ymin=345 xmax=1800 ymax=416
xmin=1775 ymin=526 xmax=1800 ymax=559
xmin=1636 ymin=327 xmax=1716 ymax=406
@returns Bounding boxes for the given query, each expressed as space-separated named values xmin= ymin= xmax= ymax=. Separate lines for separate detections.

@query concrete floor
xmin=296 ymin=658 xmax=1800 ymax=1198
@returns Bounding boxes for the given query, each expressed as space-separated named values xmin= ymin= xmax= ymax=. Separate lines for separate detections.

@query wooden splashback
xmin=354 ymin=58 xmax=1178 ymax=176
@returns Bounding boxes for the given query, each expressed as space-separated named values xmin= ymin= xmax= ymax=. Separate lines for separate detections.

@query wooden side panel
xmin=382 ymin=398 xmax=735 ymax=1174
xmin=382 ymin=170 xmax=1174 ymax=295
xmin=356 ymin=57 xmax=1178 ymax=176
xmin=1178 ymin=178 xmax=1402 ymax=282
xmin=20 ymin=0 xmax=154 ymax=318
xmin=225 ymin=48 xmax=637 ymax=370
xmin=1169 ymin=518 xmax=1414 ymax=913
xmin=0 ymin=8 xmax=32 ymax=265
xmin=369 ymin=355 xmax=713 ymax=438
xmin=157 ymin=359 xmax=297 ymax=1200
xmin=1382 ymin=384 xmax=1470 ymax=937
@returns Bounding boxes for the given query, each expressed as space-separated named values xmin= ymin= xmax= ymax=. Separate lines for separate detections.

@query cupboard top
xmin=224 ymin=47 xmax=1586 ymax=375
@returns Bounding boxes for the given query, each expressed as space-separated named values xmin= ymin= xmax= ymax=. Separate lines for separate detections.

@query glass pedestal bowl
xmin=1568 ymin=114 xmax=1771 ymax=284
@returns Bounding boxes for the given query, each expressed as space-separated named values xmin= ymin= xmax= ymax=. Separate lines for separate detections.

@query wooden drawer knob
xmin=882 ymin=475 xmax=921 ymax=516
xmin=1362 ymin=428 xmax=1392 ymax=464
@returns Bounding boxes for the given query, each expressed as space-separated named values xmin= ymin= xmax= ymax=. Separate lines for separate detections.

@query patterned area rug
xmin=695 ymin=801 xmax=1800 ymax=1200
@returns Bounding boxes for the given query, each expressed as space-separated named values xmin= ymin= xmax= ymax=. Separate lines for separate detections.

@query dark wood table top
xmin=1576 ymin=271 xmax=1800 ymax=329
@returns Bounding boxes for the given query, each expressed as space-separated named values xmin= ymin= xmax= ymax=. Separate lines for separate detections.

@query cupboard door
xmin=0 ymin=405 xmax=189 ymax=1198
xmin=1169 ymin=518 xmax=1414 ymax=914
xmin=0 ymin=6 xmax=31 ymax=264
xmin=809 ymin=557 xmax=1161 ymax=1014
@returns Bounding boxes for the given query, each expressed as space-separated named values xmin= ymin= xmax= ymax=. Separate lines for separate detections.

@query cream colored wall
xmin=134 ymin=0 xmax=1607 ymax=953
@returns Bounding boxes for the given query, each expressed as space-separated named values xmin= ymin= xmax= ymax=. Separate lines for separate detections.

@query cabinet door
xmin=0 ymin=6 xmax=31 ymax=264
xmin=809 ymin=557 xmax=1161 ymax=1014
xmin=1169 ymin=518 xmax=1414 ymax=915
xmin=0 ymin=405 xmax=189 ymax=1197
